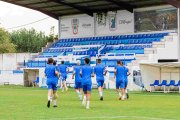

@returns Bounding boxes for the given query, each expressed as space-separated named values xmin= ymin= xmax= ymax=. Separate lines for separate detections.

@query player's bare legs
xmin=53 ymin=90 xmax=58 ymax=107
xmin=61 ymin=82 xmax=64 ymax=92
xmin=79 ymin=88 xmax=83 ymax=100
xmin=63 ymin=81 xmax=68 ymax=91
xmin=86 ymin=91 xmax=91 ymax=109
xmin=98 ymin=86 xmax=103 ymax=100
xmin=61 ymin=81 xmax=68 ymax=92
xmin=121 ymin=88 xmax=125 ymax=100
xmin=116 ymin=88 xmax=121 ymax=100
xmin=75 ymin=88 xmax=82 ymax=100
xmin=82 ymin=93 xmax=87 ymax=106
xmin=125 ymin=87 xmax=129 ymax=99
xmin=47 ymin=89 xmax=52 ymax=108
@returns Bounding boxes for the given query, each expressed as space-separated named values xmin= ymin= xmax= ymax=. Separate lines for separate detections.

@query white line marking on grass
xmin=137 ymin=94 xmax=180 ymax=98
xmin=40 ymin=116 xmax=175 ymax=120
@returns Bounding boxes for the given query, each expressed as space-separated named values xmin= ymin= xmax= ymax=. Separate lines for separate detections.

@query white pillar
xmin=178 ymin=8 xmax=180 ymax=61
xmin=93 ymin=13 xmax=97 ymax=37
xmin=58 ymin=16 xmax=61 ymax=39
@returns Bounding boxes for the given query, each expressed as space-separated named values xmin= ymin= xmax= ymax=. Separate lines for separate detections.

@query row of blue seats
xmin=44 ymin=44 xmax=151 ymax=53
xmin=117 ymin=45 xmax=152 ymax=50
xmin=42 ymin=53 xmax=61 ymax=56
xmin=150 ymin=80 xmax=180 ymax=93
xmin=44 ymin=47 xmax=99 ymax=53
xmin=73 ymin=50 xmax=98 ymax=56
xmin=104 ymin=45 xmax=152 ymax=51
xmin=44 ymin=49 xmax=73 ymax=53
xmin=58 ymin=38 xmax=162 ymax=43
xmin=59 ymin=33 xmax=168 ymax=42
xmin=52 ymin=39 xmax=160 ymax=48
xmin=107 ymin=54 xmax=135 ymax=57
xmin=99 ymin=53 xmax=134 ymax=57
xmin=49 ymin=49 xmax=138 ymax=56
xmin=37 ymin=55 xmax=57 ymax=58
xmin=150 ymin=80 xmax=180 ymax=87
xmin=108 ymin=50 xmax=144 ymax=54
xmin=53 ymin=38 xmax=161 ymax=47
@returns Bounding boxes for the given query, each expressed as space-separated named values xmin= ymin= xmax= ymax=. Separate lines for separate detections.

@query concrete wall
xmin=0 ymin=72 xmax=24 ymax=85
xmin=0 ymin=53 xmax=36 ymax=70
xmin=0 ymin=53 xmax=38 ymax=85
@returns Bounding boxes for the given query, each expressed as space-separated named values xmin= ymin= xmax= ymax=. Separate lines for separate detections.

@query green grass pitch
xmin=0 ymin=86 xmax=180 ymax=120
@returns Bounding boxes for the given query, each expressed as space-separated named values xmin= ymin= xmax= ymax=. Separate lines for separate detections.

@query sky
xmin=0 ymin=1 xmax=58 ymax=35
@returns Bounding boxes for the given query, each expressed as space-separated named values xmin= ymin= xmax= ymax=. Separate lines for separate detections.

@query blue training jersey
xmin=74 ymin=65 xmax=82 ymax=83
xmin=45 ymin=64 xmax=57 ymax=81
xmin=115 ymin=65 xmax=125 ymax=82
xmin=58 ymin=64 xmax=68 ymax=77
xmin=94 ymin=64 xmax=106 ymax=81
xmin=82 ymin=65 xmax=93 ymax=85
xmin=124 ymin=67 xmax=129 ymax=81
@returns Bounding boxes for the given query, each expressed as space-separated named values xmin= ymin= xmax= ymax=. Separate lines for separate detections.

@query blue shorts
xmin=74 ymin=82 xmax=82 ymax=89
xmin=97 ymin=80 xmax=104 ymax=87
xmin=116 ymin=80 xmax=125 ymax=89
xmin=46 ymin=80 xmax=57 ymax=90
xmin=124 ymin=80 xmax=128 ymax=88
xmin=61 ymin=76 xmax=67 ymax=81
xmin=83 ymin=84 xmax=92 ymax=93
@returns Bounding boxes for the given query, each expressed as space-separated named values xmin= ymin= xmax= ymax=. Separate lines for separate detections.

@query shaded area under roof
xmin=0 ymin=0 xmax=178 ymax=19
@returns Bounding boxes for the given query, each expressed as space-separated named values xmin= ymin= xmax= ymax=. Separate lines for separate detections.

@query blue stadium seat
xmin=114 ymin=36 xmax=118 ymax=39
xmin=147 ymin=34 xmax=152 ymax=38
xmin=137 ymin=34 xmax=143 ymax=38
xmin=129 ymin=39 xmax=134 ymax=44
xmin=150 ymin=80 xmax=159 ymax=86
xmin=117 ymin=36 xmax=121 ymax=40
xmin=75 ymin=39 xmax=78 ymax=42
xmin=123 ymin=35 xmax=128 ymax=39
xmin=158 ymin=80 xmax=167 ymax=93
xmin=133 ymin=34 xmax=138 ymax=39
xmin=119 ymin=35 xmax=124 ymax=39
xmin=127 ymin=35 xmax=131 ymax=39
xmin=117 ymin=40 xmax=121 ymax=44
xmin=158 ymin=33 xmax=164 ymax=37
xmin=166 ymin=80 xmax=176 ymax=92
xmin=81 ymin=51 xmax=84 ymax=55
xmin=150 ymin=80 xmax=159 ymax=92
xmin=174 ymin=80 xmax=180 ymax=93
xmin=174 ymin=80 xmax=180 ymax=87
xmin=134 ymin=39 xmax=138 ymax=44
xmin=166 ymin=80 xmax=175 ymax=87
xmin=77 ymin=38 xmax=81 ymax=42
xmin=158 ymin=80 xmax=167 ymax=86
xmin=113 ymin=41 xmax=118 ymax=45
xmin=101 ymin=36 xmax=105 ymax=40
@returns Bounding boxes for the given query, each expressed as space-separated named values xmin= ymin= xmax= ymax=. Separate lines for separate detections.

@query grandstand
xmin=1 ymin=0 xmax=180 ymax=92
xmin=30 ymin=32 xmax=169 ymax=67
